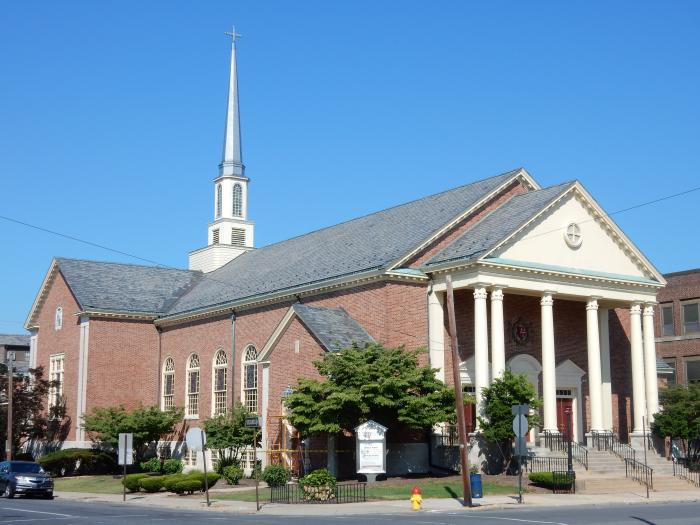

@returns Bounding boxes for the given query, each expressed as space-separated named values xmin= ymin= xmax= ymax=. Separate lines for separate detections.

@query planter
xmin=469 ymin=473 xmax=483 ymax=498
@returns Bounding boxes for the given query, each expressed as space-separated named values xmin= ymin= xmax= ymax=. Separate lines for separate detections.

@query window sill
xmin=184 ymin=415 xmax=199 ymax=421
xmin=655 ymin=333 xmax=700 ymax=343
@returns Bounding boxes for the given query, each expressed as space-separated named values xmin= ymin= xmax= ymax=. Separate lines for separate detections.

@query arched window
xmin=186 ymin=354 xmax=200 ymax=417
xmin=54 ymin=307 xmax=63 ymax=330
xmin=162 ymin=357 xmax=175 ymax=411
xmin=212 ymin=350 xmax=228 ymax=416
xmin=242 ymin=346 xmax=258 ymax=414
xmin=215 ymin=184 xmax=222 ymax=218
xmin=232 ymin=183 xmax=243 ymax=217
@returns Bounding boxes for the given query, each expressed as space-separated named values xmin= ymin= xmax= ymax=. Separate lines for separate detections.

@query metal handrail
xmin=611 ymin=438 xmax=637 ymax=463
xmin=672 ymin=458 xmax=700 ymax=488
xmin=570 ymin=440 xmax=588 ymax=470
xmin=590 ymin=430 xmax=614 ymax=451
xmin=625 ymin=457 xmax=653 ymax=491
xmin=542 ymin=430 xmax=588 ymax=470
xmin=525 ymin=456 xmax=569 ymax=473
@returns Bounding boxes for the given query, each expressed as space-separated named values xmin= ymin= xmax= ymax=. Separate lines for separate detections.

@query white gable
xmin=491 ymin=188 xmax=655 ymax=281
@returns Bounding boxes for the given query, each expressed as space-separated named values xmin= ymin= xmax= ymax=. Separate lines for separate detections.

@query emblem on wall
xmin=510 ymin=317 xmax=532 ymax=346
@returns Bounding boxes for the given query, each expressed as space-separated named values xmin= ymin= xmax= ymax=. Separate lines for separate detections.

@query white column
xmin=490 ymin=287 xmax=506 ymax=380
xmin=629 ymin=303 xmax=646 ymax=434
xmin=474 ymin=286 xmax=489 ymax=423
xmin=586 ymin=299 xmax=604 ymax=432
xmin=427 ymin=289 xmax=446 ymax=382
xmin=76 ymin=316 xmax=90 ymax=444
xmin=541 ymin=292 xmax=558 ymax=433
xmin=643 ymin=304 xmax=660 ymax=423
xmin=598 ymin=308 xmax=613 ymax=431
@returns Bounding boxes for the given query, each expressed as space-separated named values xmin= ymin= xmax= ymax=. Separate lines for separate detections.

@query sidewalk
xmin=53 ymin=488 xmax=700 ymax=516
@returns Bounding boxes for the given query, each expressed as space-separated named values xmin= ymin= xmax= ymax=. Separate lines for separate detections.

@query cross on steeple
xmin=225 ymin=26 xmax=242 ymax=44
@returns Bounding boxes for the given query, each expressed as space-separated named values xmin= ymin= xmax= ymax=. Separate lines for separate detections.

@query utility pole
xmin=6 ymin=351 xmax=14 ymax=461
xmin=445 ymin=275 xmax=472 ymax=507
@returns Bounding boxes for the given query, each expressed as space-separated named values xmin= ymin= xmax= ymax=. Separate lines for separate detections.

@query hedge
xmin=139 ymin=476 xmax=166 ymax=493
xmin=185 ymin=470 xmax=220 ymax=489
xmin=528 ymin=471 xmax=574 ymax=490
xmin=123 ymin=473 xmax=150 ymax=492
xmin=38 ymin=448 xmax=116 ymax=477
xmin=172 ymin=479 xmax=202 ymax=495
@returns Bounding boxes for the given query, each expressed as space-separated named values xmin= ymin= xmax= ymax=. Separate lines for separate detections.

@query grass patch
xmin=215 ymin=479 xmax=519 ymax=502
xmin=54 ymin=475 xmax=124 ymax=494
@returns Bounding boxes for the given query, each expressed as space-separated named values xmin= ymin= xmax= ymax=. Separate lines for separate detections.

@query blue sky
xmin=1 ymin=1 xmax=699 ymax=333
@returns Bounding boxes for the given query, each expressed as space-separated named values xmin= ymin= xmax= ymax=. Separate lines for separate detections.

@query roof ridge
xmin=214 ymin=168 xmax=524 ymax=266
xmin=56 ymin=256 xmax=199 ymax=274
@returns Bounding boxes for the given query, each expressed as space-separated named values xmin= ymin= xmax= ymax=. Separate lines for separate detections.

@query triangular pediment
xmin=483 ymin=183 xmax=663 ymax=284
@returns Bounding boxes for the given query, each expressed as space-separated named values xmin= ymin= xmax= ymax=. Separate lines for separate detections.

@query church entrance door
xmin=556 ymin=396 xmax=574 ymax=437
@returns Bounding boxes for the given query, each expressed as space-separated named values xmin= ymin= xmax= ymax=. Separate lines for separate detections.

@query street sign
xmin=185 ymin=427 xmax=206 ymax=451
xmin=514 ymin=436 xmax=527 ymax=456
xmin=511 ymin=404 xmax=529 ymax=416
xmin=512 ymin=415 xmax=528 ymax=437
xmin=118 ymin=433 xmax=133 ymax=466
xmin=245 ymin=416 xmax=260 ymax=428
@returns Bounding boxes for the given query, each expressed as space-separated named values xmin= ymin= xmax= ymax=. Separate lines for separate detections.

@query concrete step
xmin=576 ymin=477 xmax=642 ymax=494
xmin=653 ymin=477 xmax=700 ymax=491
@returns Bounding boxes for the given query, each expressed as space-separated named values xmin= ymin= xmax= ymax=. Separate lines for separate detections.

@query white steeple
xmin=189 ymin=27 xmax=254 ymax=273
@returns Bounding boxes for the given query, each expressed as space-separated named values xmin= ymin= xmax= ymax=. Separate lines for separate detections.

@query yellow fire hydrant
xmin=410 ymin=485 xmax=422 ymax=511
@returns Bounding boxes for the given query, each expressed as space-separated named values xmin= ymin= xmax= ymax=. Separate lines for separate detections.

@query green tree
xmin=0 ymin=366 xmax=69 ymax=458
xmin=284 ymin=343 xmax=454 ymax=436
xmin=478 ymin=370 xmax=541 ymax=472
xmin=652 ymin=383 xmax=700 ymax=464
xmin=203 ymin=403 xmax=258 ymax=462
xmin=83 ymin=405 xmax=183 ymax=461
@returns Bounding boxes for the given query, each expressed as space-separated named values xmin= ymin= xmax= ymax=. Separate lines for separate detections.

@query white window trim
xmin=54 ymin=306 xmax=63 ymax=330
xmin=681 ymin=299 xmax=700 ymax=336
xmin=660 ymin=303 xmax=674 ymax=337
xmin=185 ymin=353 xmax=200 ymax=419
xmin=48 ymin=353 xmax=65 ymax=410
xmin=211 ymin=349 xmax=228 ymax=417
xmin=162 ymin=357 xmax=175 ymax=411
xmin=215 ymin=184 xmax=222 ymax=219
xmin=232 ymin=183 xmax=243 ymax=217
xmin=241 ymin=345 xmax=258 ymax=414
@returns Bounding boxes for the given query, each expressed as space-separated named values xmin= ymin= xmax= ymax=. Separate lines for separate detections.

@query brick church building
xmin=25 ymin=37 xmax=667 ymax=473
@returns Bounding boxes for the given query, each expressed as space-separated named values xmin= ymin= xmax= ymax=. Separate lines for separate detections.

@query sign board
xmin=511 ymin=404 xmax=529 ymax=416
xmin=514 ymin=436 xmax=527 ymax=457
xmin=355 ymin=420 xmax=387 ymax=474
xmin=118 ymin=433 xmax=133 ymax=465
xmin=185 ymin=427 xmax=206 ymax=452
xmin=245 ymin=416 xmax=260 ymax=428
xmin=512 ymin=415 xmax=528 ymax=437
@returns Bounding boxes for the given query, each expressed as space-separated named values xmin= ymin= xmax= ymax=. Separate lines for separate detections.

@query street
xmin=0 ymin=498 xmax=698 ymax=524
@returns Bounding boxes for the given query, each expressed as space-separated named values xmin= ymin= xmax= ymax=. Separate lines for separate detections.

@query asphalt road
xmin=0 ymin=498 xmax=698 ymax=524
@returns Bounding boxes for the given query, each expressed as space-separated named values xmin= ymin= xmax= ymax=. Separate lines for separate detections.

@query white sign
xmin=118 ymin=433 xmax=133 ymax=465
xmin=355 ymin=420 xmax=387 ymax=474
xmin=512 ymin=415 xmax=528 ymax=437
xmin=186 ymin=427 xmax=206 ymax=452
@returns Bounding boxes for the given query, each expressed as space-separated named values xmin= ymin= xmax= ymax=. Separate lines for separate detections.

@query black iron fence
xmin=525 ymin=456 xmax=569 ymax=473
xmin=624 ymin=457 xmax=653 ymax=491
xmin=542 ymin=430 xmax=588 ymax=470
xmin=612 ymin=439 xmax=637 ymax=463
xmin=590 ymin=430 xmax=614 ymax=451
xmin=269 ymin=482 xmax=367 ymax=504
xmin=672 ymin=459 xmax=700 ymax=488
xmin=552 ymin=471 xmax=576 ymax=494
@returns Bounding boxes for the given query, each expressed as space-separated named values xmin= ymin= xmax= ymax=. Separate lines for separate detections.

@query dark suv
xmin=0 ymin=461 xmax=53 ymax=499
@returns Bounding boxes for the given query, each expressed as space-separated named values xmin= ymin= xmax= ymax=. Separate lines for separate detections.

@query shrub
xmin=299 ymin=469 xmax=337 ymax=501
xmin=122 ymin=473 xmax=150 ymax=492
xmin=163 ymin=474 xmax=187 ymax=492
xmin=214 ymin=455 xmax=239 ymax=475
xmin=162 ymin=459 xmax=184 ymax=475
xmin=38 ymin=448 xmax=116 ymax=477
xmin=261 ymin=464 xmax=289 ymax=487
xmin=528 ymin=471 xmax=574 ymax=490
xmin=222 ymin=464 xmax=244 ymax=485
xmin=139 ymin=476 xmax=165 ymax=493
xmin=172 ymin=479 xmax=202 ymax=495
xmin=186 ymin=470 xmax=220 ymax=489
xmin=139 ymin=457 xmax=161 ymax=473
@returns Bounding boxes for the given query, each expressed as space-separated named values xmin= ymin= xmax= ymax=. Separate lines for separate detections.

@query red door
xmin=556 ymin=398 xmax=573 ymax=438
xmin=463 ymin=403 xmax=477 ymax=434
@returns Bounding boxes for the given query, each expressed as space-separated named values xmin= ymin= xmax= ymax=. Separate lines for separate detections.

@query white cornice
xmin=24 ymin=259 xmax=60 ymax=330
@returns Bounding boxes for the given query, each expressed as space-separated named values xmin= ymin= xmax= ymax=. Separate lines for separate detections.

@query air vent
xmin=231 ymin=228 xmax=245 ymax=246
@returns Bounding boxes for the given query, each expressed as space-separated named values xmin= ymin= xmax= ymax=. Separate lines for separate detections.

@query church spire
xmin=220 ymin=27 xmax=244 ymax=178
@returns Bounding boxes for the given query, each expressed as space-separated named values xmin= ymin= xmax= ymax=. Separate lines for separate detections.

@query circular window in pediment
xmin=564 ymin=222 xmax=582 ymax=248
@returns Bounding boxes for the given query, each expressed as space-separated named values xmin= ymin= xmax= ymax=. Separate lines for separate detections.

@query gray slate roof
xmin=292 ymin=304 xmax=374 ymax=352
xmin=56 ymin=258 xmax=201 ymax=314
xmin=168 ymin=169 xmax=522 ymax=315
xmin=0 ymin=334 xmax=30 ymax=347
xmin=424 ymin=182 xmax=574 ymax=267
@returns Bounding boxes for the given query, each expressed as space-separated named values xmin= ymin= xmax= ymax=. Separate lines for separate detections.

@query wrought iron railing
xmin=590 ymin=430 xmax=614 ymax=451
xmin=269 ymin=482 xmax=367 ymax=504
xmin=625 ymin=457 xmax=653 ymax=491
xmin=672 ymin=459 xmax=700 ymax=488
xmin=525 ymin=456 xmax=569 ymax=473
xmin=611 ymin=438 xmax=637 ymax=463
xmin=432 ymin=425 xmax=459 ymax=447
xmin=542 ymin=430 xmax=588 ymax=470
xmin=543 ymin=430 xmax=565 ymax=452
xmin=570 ymin=441 xmax=588 ymax=470
xmin=552 ymin=470 xmax=576 ymax=494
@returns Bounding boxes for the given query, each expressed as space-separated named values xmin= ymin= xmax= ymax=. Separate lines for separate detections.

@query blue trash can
xmin=469 ymin=473 xmax=483 ymax=498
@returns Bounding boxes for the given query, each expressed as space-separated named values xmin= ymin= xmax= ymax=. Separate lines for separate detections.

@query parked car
xmin=0 ymin=461 xmax=53 ymax=499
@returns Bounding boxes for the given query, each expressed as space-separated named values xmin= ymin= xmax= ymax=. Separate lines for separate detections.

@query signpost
xmin=355 ymin=420 xmax=387 ymax=483
xmin=118 ymin=433 xmax=133 ymax=502
xmin=511 ymin=404 xmax=529 ymax=504
xmin=186 ymin=427 xmax=210 ymax=507
xmin=244 ymin=416 xmax=260 ymax=511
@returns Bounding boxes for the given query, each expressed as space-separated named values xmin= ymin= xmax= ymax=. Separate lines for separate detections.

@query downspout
xmin=156 ymin=326 xmax=163 ymax=407
xmin=230 ymin=311 xmax=236 ymax=409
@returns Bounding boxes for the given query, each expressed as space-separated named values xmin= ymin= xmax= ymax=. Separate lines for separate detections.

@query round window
xmin=564 ymin=222 xmax=582 ymax=248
